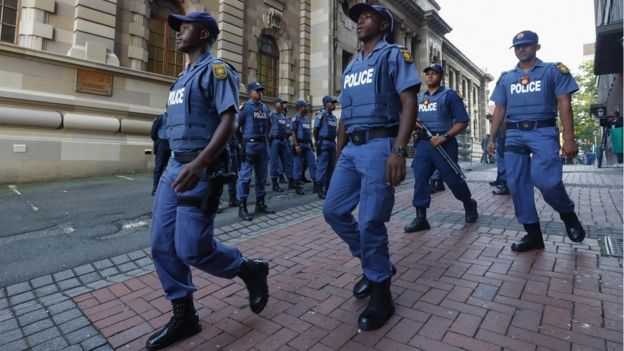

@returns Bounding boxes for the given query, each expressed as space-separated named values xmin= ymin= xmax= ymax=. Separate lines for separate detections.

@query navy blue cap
xmin=511 ymin=30 xmax=539 ymax=48
xmin=272 ymin=97 xmax=286 ymax=104
xmin=168 ymin=12 xmax=220 ymax=36
xmin=423 ymin=63 xmax=444 ymax=74
xmin=247 ymin=82 xmax=264 ymax=92
xmin=322 ymin=96 xmax=338 ymax=105
xmin=295 ymin=100 xmax=309 ymax=109
xmin=348 ymin=3 xmax=393 ymax=32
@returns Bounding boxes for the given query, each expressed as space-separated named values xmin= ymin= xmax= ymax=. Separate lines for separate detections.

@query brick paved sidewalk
xmin=1 ymin=165 xmax=622 ymax=350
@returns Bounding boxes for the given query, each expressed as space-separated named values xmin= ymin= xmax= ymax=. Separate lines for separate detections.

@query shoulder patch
xmin=399 ymin=47 xmax=414 ymax=63
xmin=212 ymin=63 xmax=227 ymax=79
xmin=555 ymin=62 xmax=570 ymax=74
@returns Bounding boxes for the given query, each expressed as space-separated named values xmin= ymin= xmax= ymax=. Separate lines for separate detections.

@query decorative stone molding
xmin=262 ymin=7 xmax=282 ymax=31
xmin=19 ymin=0 xmax=55 ymax=50
xmin=67 ymin=0 xmax=119 ymax=65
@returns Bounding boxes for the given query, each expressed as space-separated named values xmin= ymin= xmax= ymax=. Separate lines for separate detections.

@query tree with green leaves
xmin=571 ymin=60 xmax=599 ymax=152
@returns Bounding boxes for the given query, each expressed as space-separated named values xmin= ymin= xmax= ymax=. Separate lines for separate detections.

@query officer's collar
xmin=358 ymin=39 xmax=389 ymax=61
xmin=247 ymin=98 xmax=263 ymax=106
xmin=188 ymin=52 xmax=213 ymax=70
xmin=513 ymin=58 xmax=544 ymax=72
xmin=423 ymin=86 xmax=446 ymax=96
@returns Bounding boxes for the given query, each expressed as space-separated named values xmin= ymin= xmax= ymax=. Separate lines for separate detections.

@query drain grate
xmin=602 ymin=236 xmax=623 ymax=258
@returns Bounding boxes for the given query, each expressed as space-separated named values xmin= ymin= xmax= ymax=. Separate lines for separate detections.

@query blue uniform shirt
xmin=418 ymin=86 xmax=469 ymax=132
xmin=269 ymin=110 xmax=290 ymax=138
xmin=490 ymin=59 xmax=578 ymax=121
xmin=339 ymin=39 xmax=420 ymax=133
xmin=239 ymin=99 xmax=270 ymax=138
xmin=166 ymin=52 xmax=239 ymax=151
xmin=292 ymin=113 xmax=312 ymax=142
xmin=313 ymin=109 xmax=338 ymax=139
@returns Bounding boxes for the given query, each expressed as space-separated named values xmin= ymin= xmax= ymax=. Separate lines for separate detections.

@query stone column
xmin=67 ymin=0 xmax=119 ymax=66
xmin=18 ymin=0 xmax=55 ymax=50
xmin=298 ymin=0 xmax=310 ymax=99
xmin=127 ymin=0 xmax=148 ymax=70
xmin=218 ymin=0 xmax=244 ymax=73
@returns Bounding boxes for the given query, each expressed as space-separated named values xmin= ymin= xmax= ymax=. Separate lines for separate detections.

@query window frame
xmin=257 ymin=35 xmax=280 ymax=98
xmin=147 ymin=2 xmax=185 ymax=77
xmin=0 ymin=0 xmax=19 ymax=44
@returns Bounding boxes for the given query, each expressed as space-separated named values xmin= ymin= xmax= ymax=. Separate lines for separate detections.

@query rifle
xmin=416 ymin=121 xmax=466 ymax=179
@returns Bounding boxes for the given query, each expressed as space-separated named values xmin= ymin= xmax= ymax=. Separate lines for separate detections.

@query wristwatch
xmin=443 ymin=132 xmax=450 ymax=139
xmin=392 ymin=146 xmax=408 ymax=157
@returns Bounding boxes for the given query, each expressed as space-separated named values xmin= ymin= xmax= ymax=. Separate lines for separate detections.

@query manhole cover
xmin=602 ymin=236 xmax=623 ymax=258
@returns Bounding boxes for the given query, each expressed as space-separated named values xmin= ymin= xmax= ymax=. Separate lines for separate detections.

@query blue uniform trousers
xmin=322 ymin=138 xmax=394 ymax=283
xmin=504 ymin=127 xmax=574 ymax=224
xmin=495 ymin=134 xmax=506 ymax=183
xmin=293 ymin=144 xmax=317 ymax=182
xmin=316 ymin=142 xmax=336 ymax=184
xmin=227 ymin=141 xmax=240 ymax=197
xmin=430 ymin=169 xmax=441 ymax=181
xmin=151 ymin=158 xmax=243 ymax=301
xmin=270 ymin=138 xmax=293 ymax=180
xmin=411 ymin=137 xmax=472 ymax=208
xmin=237 ymin=142 xmax=269 ymax=200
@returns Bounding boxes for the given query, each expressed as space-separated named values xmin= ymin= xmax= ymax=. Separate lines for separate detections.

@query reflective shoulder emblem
xmin=213 ymin=63 xmax=227 ymax=79
xmin=399 ymin=48 xmax=413 ymax=63
xmin=556 ymin=63 xmax=570 ymax=74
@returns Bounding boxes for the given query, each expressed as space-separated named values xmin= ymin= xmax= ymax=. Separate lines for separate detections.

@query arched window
xmin=257 ymin=35 xmax=279 ymax=97
xmin=147 ymin=0 xmax=185 ymax=77
xmin=0 ymin=0 xmax=18 ymax=43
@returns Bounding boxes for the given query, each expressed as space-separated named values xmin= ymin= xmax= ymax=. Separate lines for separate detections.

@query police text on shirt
xmin=510 ymin=81 xmax=542 ymax=94
xmin=168 ymin=88 xmax=184 ymax=105
xmin=343 ymin=68 xmax=374 ymax=89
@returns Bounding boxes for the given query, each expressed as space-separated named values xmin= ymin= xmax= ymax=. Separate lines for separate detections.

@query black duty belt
xmin=506 ymin=119 xmax=556 ymax=131
xmin=243 ymin=136 xmax=267 ymax=143
xmin=269 ymin=136 xmax=286 ymax=141
xmin=348 ymin=126 xmax=399 ymax=146
xmin=173 ymin=149 xmax=202 ymax=164
xmin=318 ymin=136 xmax=336 ymax=141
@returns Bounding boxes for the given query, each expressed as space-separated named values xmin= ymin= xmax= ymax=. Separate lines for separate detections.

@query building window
xmin=0 ymin=0 xmax=18 ymax=43
xmin=147 ymin=0 xmax=185 ymax=77
xmin=257 ymin=35 xmax=279 ymax=97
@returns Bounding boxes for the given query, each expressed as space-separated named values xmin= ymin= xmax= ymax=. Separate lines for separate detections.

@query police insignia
xmin=520 ymin=76 xmax=530 ymax=86
xmin=556 ymin=63 xmax=570 ymax=74
xmin=516 ymin=32 xmax=524 ymax=39
xmin=213 ymin=63 xmax=227 ymax=79
xmin=400 ymin=48 xmax=414 ymax=63
xmin=423 ymin=98 xmax=430 ymax=105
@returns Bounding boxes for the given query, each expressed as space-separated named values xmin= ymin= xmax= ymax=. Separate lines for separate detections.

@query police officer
xmin=404 ymin=64 xmax=478 ymax=233
xmin=488 ymin=30 xmax=585 ymax=252
xmin=313 ymin=95 xmax=338 ymax=199
xmin=150 ymin=112 xmax=171 ymax=196
xmin=323 ymin=3 xmax=419 ymax=331
xmin=148 ymin=12 xmax=269 ymax=351
xmin=291 ymin=100 xmax=317 ymax=195
xmin=236 ymin=82 xmax=275 ymax=220
xmin=268 ymin=97 xmax=294 ymax=192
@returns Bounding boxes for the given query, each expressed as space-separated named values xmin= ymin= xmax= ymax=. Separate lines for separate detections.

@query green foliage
xmin=572 ymin=60 xmax=599 ymax=150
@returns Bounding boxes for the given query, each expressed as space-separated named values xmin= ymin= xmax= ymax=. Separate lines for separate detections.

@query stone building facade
xmin=0 ymin=0 xmax=491 ymax=182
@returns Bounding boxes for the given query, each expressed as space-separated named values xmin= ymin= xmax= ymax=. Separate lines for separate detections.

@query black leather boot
xmin=272 ymin=179 xmax=283 ymax=192
xmin=433 ymin=180 xmax=445 ymax=192
xmin=151 ymin=184 xmax=157 ymax=196
xmin=404 ymin=207 xmax=430 ymax=233
xmin=492 ymin=182 xmax=510 ymax=195
xmin=295 ymin=181 xmax=305 ymax=195
xmin=238 ymin=258 xmax=269 ymax=314
xmin=312 ymin=182 xmax=319 ymax=194
xmin=228 ymin=194 xmax=239 ymax=208
xmin=560 ymin=212 xmax=585 ymax=242
xmin=464 ymin=199 xmax=479 ymax=223
xmin=287 ymin=178 xmax=296 ymax=190
xmin=318 ymin=183 xmax=326 ymax=200
xmin=145 ymin=296 xmax=201 ymax=350
xmin=238 ymin=198 xmax=253 ymax=221
xmin=357 ymin=278 xmax=394 ymax=331
xmin=353 ymin=265 xmax=396 ymax=299
xmin=511 ymin=223 xmax=545 ymax=252
xmin=255 ymin=195 xmax=275 ymax=214
xmin=301 ymin=175 xmax=311 ymax=183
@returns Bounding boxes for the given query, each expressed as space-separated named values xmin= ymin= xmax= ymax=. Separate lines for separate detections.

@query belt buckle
xmin=519 ymin=121 xmax=534 ymax=131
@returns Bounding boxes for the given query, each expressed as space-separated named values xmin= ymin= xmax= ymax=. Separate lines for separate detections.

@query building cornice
xmin=423 ymin=10 xmax=452 ymax=35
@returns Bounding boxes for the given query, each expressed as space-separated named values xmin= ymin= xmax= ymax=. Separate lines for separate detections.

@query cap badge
xmin=516 ymin=32 xmax=525 ymax=40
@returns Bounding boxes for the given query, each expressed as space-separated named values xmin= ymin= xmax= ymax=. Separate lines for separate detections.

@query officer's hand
xmin=561 ymin=139 xmax=579 ymax=159
xmin=430 ymin=135 xmax=447 ymax=147
xmin=487 ymin=139 xmax=495 ymax=156
xmin=295 ymin=146 xmax=303 ymax=155
xmin=172 ymin=160 xmax=204 ymax=193
xmin=386 ymin=153 xmax=406 ymax=186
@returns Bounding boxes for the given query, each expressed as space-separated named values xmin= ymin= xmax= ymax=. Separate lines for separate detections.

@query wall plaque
xmin=76 ymin=69 xmax=113 ymax=96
